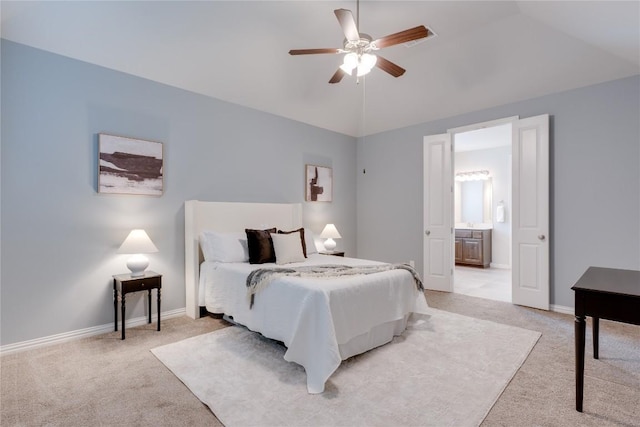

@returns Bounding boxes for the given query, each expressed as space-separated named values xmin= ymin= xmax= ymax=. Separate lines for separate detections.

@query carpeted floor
xmin=1 ymin=291 xmax=638 ymax=426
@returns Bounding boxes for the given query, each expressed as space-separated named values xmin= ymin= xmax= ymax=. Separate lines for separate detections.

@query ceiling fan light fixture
xmin=361 ymin=53 xmax=377 ymax=69
xmin=339 ymin=64 xmax=354 ymax=75
xmin=356 ymin=64 xmax=370 ymax=77
xmin=340 ymin=52 xmax=358 ymax=74
xmin=356 ymin=54 xmax=376 ymax=76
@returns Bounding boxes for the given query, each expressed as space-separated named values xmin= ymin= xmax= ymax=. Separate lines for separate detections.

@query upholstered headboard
xmin=184 ymin=200 xmax=303 ymax=319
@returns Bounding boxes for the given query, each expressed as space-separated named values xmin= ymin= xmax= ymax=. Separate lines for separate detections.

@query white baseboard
xmin=489 ymin=263 xmax=511 ymax=269
xmin=0 ymin=307 xmax=186 ymax=356
xmin=550 ymin=304 xmax=574 ymax=315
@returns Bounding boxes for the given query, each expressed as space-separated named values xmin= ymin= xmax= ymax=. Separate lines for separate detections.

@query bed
xmin=184 ymin=200 xmax=428 ymax=393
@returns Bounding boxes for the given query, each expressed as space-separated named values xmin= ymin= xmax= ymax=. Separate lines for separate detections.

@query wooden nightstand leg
xmin=121 ymin=294 xmax=126 ymax=340
xmin=113 ymin=286 xmax=118 ymax=332
xmin=147 ymin=289 xmax=152 ymax=324
xmin=593 ymin=317 xmax=599 ymax=359
xmin=157 ymin=288 xmax=161 ymax=331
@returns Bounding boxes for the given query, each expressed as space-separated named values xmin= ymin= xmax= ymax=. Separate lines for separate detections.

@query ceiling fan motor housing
xmin=343 ymin=33 xmax=377 ymax=55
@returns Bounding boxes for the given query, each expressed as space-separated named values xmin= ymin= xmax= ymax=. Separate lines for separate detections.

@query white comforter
xmin=199 ymin=254 xmax=428 ymax=393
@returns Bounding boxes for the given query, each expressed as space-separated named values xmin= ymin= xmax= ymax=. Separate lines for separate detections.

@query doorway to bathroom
xmin=452 ymin=123 xmax=512 ymax=303
xmin=423 ymin=114 xmax=549 ymax=310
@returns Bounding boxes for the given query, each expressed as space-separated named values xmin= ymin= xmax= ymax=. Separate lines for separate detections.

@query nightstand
xmin=319 ymin=251 xmax=345 ymax=257
xmin=113 ymin=271 xmax=162 ymax=340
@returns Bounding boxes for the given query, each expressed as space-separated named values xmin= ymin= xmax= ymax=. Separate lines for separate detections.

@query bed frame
xmin=184 ymin=200 xmax=303 ymax=319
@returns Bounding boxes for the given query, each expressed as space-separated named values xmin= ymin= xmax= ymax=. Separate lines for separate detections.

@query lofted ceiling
xmin=1 ymin=1 xmax=639 ymax=137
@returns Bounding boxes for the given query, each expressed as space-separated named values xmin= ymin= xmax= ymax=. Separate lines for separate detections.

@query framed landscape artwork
xmin=98 ymin=133 xmax=163 ymax=196
xmin=305 ymin=164 xmax=332 ymax=202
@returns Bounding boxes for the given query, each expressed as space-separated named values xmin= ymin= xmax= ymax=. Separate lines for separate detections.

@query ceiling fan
xmin=288 ymin=1 xmax=431 ymax=84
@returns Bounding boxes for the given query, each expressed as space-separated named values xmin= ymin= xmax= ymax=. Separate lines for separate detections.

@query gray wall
xmin=3 ymin=39 xmax=639 ymax=346
xmin=357 ymin=75 xmax=640 ymax=308
xmin=1 ymin=40 xmax=357 ymax=346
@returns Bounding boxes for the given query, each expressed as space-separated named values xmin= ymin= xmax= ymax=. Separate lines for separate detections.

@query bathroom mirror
xmin=455 ymin=179 xmax=492 ymax=226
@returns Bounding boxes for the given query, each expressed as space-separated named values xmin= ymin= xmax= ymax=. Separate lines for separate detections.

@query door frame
xmin=424 ymin=116 xmax=518 ymax=293
xmin=448 ymin=116 xmax=519 ymax=136
xmin=423 ymin=114 xmax=550 ymax=310
xmin=450 ymin=116 xmax=518 ymax=281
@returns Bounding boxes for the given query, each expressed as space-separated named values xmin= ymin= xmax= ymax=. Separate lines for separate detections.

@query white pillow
xmin=199 ymin=231 xmax=249 ymax=262
xmin=272 ymin=232 xmax=306 ymax=265
xmin=303 ymin=227 xmax=318 ymax=254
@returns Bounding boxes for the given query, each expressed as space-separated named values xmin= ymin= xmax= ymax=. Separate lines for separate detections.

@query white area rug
xmin=152 ymin=308 xmax=540 ymax=427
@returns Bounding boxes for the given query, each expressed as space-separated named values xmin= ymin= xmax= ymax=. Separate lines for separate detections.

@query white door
xmin=423 ymin=133 xmax=453 ymax=291
xmin=512 ymin=114 xmax=549 ymax=310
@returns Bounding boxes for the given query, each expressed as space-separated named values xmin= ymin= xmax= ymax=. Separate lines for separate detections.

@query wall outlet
xmin=409 ymin=260 xmax=415 ymax=268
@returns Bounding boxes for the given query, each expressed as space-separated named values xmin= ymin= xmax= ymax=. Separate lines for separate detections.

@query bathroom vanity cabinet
xmin=455 ymin=229 xmax=492 ymax=268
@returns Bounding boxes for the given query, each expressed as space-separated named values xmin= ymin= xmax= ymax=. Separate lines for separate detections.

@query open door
xmin=423 ymin=133 xmax=452 ymax=291
xmin=512 ymin=114 xmax=549 ymax=310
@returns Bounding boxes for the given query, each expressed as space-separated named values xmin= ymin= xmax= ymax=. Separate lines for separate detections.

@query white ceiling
xmin=2 ymin=1 xmax=639 ymax=137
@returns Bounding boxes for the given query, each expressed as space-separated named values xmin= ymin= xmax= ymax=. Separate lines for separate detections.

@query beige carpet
xmin=151 ymin=308 xmax=541 ymax=427
xmin=2 ymin=292 xmax=638 ymax=426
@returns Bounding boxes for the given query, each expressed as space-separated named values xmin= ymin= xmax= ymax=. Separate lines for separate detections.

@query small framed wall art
xmin=305 ymin=164 xmax=332 ymax=202
xmin=98 ymin=133 xmax=163 ymax=196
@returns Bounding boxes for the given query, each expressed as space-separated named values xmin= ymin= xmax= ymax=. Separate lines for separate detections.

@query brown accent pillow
xmin=245 ymin=228 xmax=276 ymax=264
xmin=277 ymin=228 xmax=307 ymax=258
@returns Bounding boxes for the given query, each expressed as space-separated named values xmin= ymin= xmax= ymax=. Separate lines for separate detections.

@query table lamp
xmin=118 ymin=229 xmax=158 ymax=277
xmin=320 ymin=224 xmax=341 ymax=251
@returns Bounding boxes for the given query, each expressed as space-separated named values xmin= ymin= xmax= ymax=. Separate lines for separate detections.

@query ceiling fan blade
xmin=334 ymin=9 xmax=360 ymax=42
xmin=372 ymin=25 xmax=430 ymax=49
xmin=329 ymin=68 xmax=347 ymax=84
xmin=375 ymin=55 xmax=406 ymax=78
xmin=289 ymin=48 xmax=341 ymax=55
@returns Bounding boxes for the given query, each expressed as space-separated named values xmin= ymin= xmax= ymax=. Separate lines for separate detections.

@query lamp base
xmin=323 ymin=238 xmax=337 ymax=251
xmin=127 ymin=254 xmax=149 ymax=277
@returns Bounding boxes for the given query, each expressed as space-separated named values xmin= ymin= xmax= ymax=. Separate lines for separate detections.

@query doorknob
xmin=425 ymin=230 xmax=431 ymax=236
xmin=538 ymin=234 xmax=546 ymax=241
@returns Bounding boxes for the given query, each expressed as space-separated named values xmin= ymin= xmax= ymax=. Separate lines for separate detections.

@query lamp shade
xmin=117 ymin=229 xmax=159 ymax=254
xmin=320 ymin=224 xmax=341 ymax=239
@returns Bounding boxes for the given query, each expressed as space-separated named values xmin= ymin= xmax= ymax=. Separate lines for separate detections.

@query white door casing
xmin=512 ymin=114 xmax=550 ymax=310
xmin=423 ymin=115 xmax=549 ymax=310
xmin=423 ymin=133 xmax=453 ymax=291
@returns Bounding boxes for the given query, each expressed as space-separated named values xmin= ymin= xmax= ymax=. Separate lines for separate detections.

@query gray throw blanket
xmin=246 ymin=263 xmax=424 ymax=308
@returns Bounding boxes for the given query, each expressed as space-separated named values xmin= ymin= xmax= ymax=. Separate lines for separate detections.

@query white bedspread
xmin=199 ymin=254 xmax=428 ymax=393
